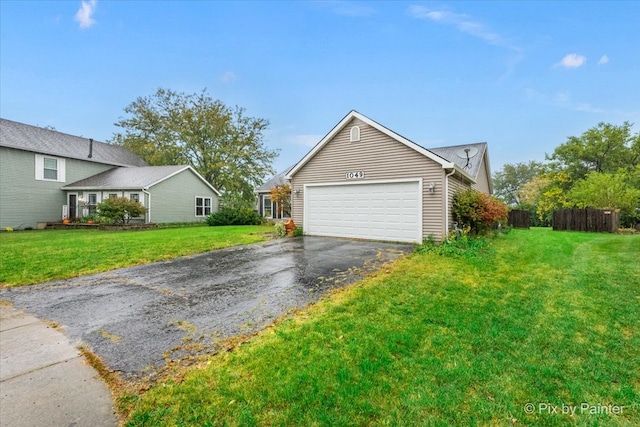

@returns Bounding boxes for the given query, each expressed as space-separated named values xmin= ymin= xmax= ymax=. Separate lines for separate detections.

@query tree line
xmin=493 ymin=122 xmax=640 ymax=227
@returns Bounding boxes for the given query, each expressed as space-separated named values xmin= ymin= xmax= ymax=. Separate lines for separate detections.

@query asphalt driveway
xmin=1 ymin=236 xmax=412 ymax=379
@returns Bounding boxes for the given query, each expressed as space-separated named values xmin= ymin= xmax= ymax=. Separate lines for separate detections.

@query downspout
xmin=142 ymin=189 xmax=151 ymax=223
xmin=444 ymin=167 xmax=456 ymax=242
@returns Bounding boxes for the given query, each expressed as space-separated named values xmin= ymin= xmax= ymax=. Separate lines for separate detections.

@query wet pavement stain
xmin=1 ymin=236 xmax=413 ymax=379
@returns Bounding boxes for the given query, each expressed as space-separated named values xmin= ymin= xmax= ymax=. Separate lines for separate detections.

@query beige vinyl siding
xmin=471 ymin=154 xmax=491 ymax=194
xmin=148 ymin=169 xmax=219 ymax=223
xmin=0 ymin=147 xmax=113 ymax=229
xmin=446 ymin=173 xmax=472 ymax=231
xmin=291 ymin=117 xmax=446 ymax=240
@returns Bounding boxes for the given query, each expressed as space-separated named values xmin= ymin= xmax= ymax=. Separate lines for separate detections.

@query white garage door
xmin=305 ymin=180 xmax=421 ymax=243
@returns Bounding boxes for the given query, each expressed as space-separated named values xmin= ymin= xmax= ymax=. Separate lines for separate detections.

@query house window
xmin=196 ymin=197 xmax=212 ymax=217
xmin=130 ymin=193 xmax=140 ymax=203
xmin=35 ymin=154 xmax=65 ymax=182
xmin=350 ymin=126 xmax=361 ymax=142
xmin=88 ymin=193 xmax=97 ymax=215
xmin=44 ymin=158 xmax=58 ymax=180
xmin=109 ymin=193 xmax=118 ymax=199
xmin=263 ymin=195 xmax=273 ymax=218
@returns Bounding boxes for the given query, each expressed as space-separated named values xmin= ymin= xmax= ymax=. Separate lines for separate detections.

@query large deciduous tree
xmin=492 ymin=160 xmax=547 ymax=206
xmin=111 ymin=88 xmax=278 ymax=204
xmin=547 ymin=121 xmax=640 ymax=182
xmin=567 ymin=170 xmax=640 ymax=224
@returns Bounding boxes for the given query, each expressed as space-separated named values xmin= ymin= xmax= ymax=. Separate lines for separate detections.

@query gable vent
xmin=350 ymin=126 xmax=360 ymax=142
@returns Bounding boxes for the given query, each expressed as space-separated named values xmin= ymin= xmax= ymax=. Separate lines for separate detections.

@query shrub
xmin=291 ymin=227 xmax=304 ymax=237
xmin=97 ymin=197 xmax=147 ymax=225
xmin=274 ymin=222 xmax=286 ymax=237
xmin=206 ymin=208 xmax=265 ymax=226
xmin=452 ymin=189 xmax=508 ymax=235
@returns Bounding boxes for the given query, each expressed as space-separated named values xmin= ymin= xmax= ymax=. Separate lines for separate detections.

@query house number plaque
xmin=345 ymin=171 xmax=365 ymax=179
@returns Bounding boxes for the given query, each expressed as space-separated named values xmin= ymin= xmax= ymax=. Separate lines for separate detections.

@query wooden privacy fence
xmin=508 ymin=210 xmax=530 ymax=229
xmin=553 ymin=208 xmax=620 ymax=233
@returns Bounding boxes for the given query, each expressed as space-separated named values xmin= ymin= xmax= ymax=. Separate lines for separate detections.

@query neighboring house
xmin=0 ymin=118 xmax=220 ymax=229
xmin=62 ymin=165 xmax=221 ymax=224
xmin=255 ymin=165 xmax=293 ymax=219
xmin=286 ymin=110 xmax=493 ymax=243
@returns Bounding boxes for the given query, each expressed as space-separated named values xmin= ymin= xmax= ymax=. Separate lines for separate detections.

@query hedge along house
xmin=62 ymin=165 xmax=220 ymax=224
xmin=0 ymin=118 xmax=220 ymax=228
xmin=286 ymin=111 xmax=492 ymax=243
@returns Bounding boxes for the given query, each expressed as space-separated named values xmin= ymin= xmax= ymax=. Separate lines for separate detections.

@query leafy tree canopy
xmin=111 ymin=88 xmax=278 ymax=202
xmin=492 ymin=160 xmax=547 ymax=206
xmin=567 ymin=170 xmax=640 ymax=212
xmin=546 ymin=121 xmax=640 ymax=182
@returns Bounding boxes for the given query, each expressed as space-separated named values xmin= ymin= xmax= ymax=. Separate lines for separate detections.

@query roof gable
xmin=62 ymin=165 xmax=221 ymax=195
xmin=286 ymin=111 xmax=473 ymax=181
xmin=256 ymin=164 xmax=294 ymax=192
xmin=0 ymin=118 xmax=147 ymax=167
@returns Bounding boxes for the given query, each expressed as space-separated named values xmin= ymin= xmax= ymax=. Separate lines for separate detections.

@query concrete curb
xmin=0 ymin=305 xmax=117 ymax=427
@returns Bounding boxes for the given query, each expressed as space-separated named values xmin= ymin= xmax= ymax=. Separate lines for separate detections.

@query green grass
xmin=0 ymin=225 xmax=274 ymax=286
xmin=122 ymin=229 xmax=640 ymax=426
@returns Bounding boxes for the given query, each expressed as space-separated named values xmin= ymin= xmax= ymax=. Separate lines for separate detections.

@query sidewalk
xmin=0 ymin=305 xmax=117 ymax=427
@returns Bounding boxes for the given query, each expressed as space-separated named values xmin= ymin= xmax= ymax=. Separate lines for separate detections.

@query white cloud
xmin=220 ymin=72 xmax=237 ymax=83
xmin=408 ymin=5 xmax=502 ymax=45
xmin=287 ymin=134 xmax=323 ymax=147
xmin=598 ymin=54 xmax=609 ymax=65
xmin=74 ymin=0 xmax=97 ymax=29
xmin=557 ymin=53 xmax=586 ymax=68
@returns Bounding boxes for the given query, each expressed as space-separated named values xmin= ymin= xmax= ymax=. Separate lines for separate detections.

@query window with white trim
xmin=350 ymin=126 xmax=361 ymax=142
xmin=88 ymin=193 xmax=98 ymax=215
xmin=35 ymin=154 xmax=66 ymax=182
xmin=130 ymin=193 xmax=140 ymax=203
xmin=195 ymin=197 xmax=212 ymax=217
xmin=263 ymin=195 xmax=273 ymax=218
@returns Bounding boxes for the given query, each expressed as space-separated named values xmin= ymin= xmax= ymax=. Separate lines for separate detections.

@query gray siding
xmin=291 ymin=117 xmax=447 ymax=240
xmin=0 ymin=147 xmax=113 ymax=228
xmin=471 ymin=153 xmax=491 ymax=194
xmin=148 ymin=169 xmax=219 ymax=223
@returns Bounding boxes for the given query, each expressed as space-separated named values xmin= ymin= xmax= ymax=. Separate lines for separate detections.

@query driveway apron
xmin=1 ymin=237 xmax=413 ymax=379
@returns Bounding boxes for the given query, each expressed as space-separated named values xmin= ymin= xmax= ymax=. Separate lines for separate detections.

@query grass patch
xmin=122 ymin=228 xmax=640 ymax=426
xmin=0 ymin=225 xmax=274 ymax=287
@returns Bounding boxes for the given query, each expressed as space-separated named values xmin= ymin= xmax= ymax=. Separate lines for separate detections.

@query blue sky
xmin=2 ymin=1 xmax=639 ymax=176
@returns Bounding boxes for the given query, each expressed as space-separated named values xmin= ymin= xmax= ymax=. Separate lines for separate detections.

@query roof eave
xmin=286 ymin=110 xmax=456 ymax=178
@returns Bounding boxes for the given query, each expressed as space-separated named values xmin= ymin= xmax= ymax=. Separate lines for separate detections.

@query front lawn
xmin=0 ymin=225 xmax=274 ymax=287
xmin=122 ymin=229 xmax=639 ymax=426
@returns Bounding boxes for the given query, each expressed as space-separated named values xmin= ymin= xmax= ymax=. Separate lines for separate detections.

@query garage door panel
xmin=305 ymin=181 xmax=421 ymax=243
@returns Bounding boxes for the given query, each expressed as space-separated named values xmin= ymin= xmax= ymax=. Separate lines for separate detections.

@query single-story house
xmin=255 ymin=165 xmax=293 ymax=219
xmin=0 ymin=118 xmax=220 ymax=229
xmin=286 ymin=110 xmax=492 ymax=243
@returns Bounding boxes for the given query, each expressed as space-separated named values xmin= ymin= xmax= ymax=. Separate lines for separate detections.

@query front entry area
xmin=304 ymin=180 xmax=422 ymax=243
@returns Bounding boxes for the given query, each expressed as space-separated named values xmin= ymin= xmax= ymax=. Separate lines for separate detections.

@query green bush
xmin=97 ymin=197 xmax=147 ymax=225
xmin=452 ymin=189 xmax=508 ymax=235
xmin=274 ymin=222 xmax=286 ymax=237
xmin=206 ymin=208 xmax=265 ymax=226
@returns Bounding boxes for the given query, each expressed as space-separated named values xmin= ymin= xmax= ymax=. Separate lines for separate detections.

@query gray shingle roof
xmin=256 ymin=165 xmax=295 ymax=192
xmin=0 ymin=118 xmax=147 ymax=167
xmin=429 ymin=142 xmax=487 ymax=180
xmin=62 ymin=165 xmax=190 ymax=190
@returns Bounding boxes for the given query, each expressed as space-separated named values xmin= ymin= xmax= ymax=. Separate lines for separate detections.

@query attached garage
xmin=286 ymin=110 xmax=492 ymax=243
xmin=305 ymin=180 xmax=422 ymax=243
